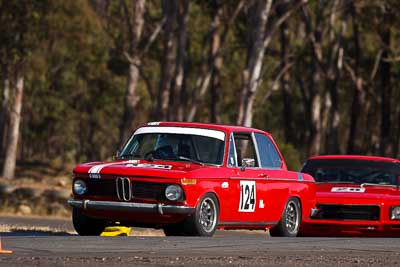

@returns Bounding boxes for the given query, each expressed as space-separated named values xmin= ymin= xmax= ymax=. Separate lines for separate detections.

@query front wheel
xmin=72 ymin=207 xmax=108 ymax=236
xmin=270 ymin=198 xmax=301 ymax=237
xmin=183 ymin=193 xmax=219 ymax=236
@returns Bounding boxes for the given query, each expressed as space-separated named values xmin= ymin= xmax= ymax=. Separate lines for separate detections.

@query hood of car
xmin=73 ymin=159 xmax=207 ymax=179
xmin=316 ymin=183 xmax=399 ymax=202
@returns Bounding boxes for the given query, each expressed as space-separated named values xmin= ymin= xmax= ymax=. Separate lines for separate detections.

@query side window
xmin=233 ymin=133 xmax=259 ymax=167
xmin=227 ymin=134 xmax=237 ymax=167
xmin=254 ymin=133 xmax=282 ymax=169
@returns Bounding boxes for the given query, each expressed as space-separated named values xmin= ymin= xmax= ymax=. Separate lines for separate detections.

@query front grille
xmin=315 ymin=204 xmax=380 ymax=221
xmin=86 ymin=179 xmax=115 ymax=196
xmin=84 ymin=179 xmax=169 ymax=201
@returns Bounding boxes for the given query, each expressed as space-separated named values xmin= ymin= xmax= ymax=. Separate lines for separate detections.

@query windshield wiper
xmin=361 ymin=183 xmax=395 ymax=187
xmin=178 ymin=156 xmax=205 ymax=166
xmin=317 ymin=181 xmax=355 ymax=184
xmin=118 ymin=154 xmax=142 ymax=160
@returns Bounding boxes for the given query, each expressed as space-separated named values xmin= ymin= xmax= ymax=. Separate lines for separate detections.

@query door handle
xmin=258 ymin=173 xmax=269 ymax=178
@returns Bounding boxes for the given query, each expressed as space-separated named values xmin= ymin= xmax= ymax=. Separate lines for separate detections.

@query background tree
xmin=0 ymin=0 xmax=49 ymax=178
xmin=119 ymin=0 xmax=146 ymax=144
xmin=1 ymin=0 xmax=399 ymax=177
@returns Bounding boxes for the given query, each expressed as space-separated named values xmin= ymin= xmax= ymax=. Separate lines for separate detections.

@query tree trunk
xmin=157 ymin=0 xmax=177 ymax=121
xmin=0 ymin=68 xmax=10 ymax=156
xmin=119 ymin=0 xmax=145 ymax=145
xmin=379 ymin=10 xmax=392 ymax=156
xmin=324 ymin=0 xmax=344 ymax=154
xmin=309 ymin=85 xmax=322 ymax=156
xmin=394 ymin=108 xmax=400 ymax=158
xmin=300 ymin=1 xmax=326 ymax=156
xmin=237 ymin=0 xmax=273 ymax=127
xmin=174 ymin=0 xmax=190 ymax=122
xmin=209 ymin=0 xmax=223 ymax=124
xmin=2 ymin=71 xmax=24 ymax=179
xmin=120 ymin=63 xmax=141 ymax=143
xmin=186 ymin=0 xmax=245 ymax=122
xmin=347 ymin=2 xmax=365 ymax=154
xmin=361 ymin=91 xmax=376 ymax=154
xmin=278 ymin=2 xmax=293 ymax=143
xmin=325 ymin=48 xmax=343 ymax=154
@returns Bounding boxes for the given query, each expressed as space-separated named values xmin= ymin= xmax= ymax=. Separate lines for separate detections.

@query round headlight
xmin=165 ymin=185 xmax=183 ymax=201
xmin=391 ymin=206 xmax=400 ymax=220
xmin=73 ymin=180 xmax=87 ymax=195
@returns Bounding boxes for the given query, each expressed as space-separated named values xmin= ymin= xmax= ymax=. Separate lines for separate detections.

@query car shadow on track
xmin=0 ymin=230 xmax=75 ymax=236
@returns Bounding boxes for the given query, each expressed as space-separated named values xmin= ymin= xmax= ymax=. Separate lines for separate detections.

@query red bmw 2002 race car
xmin=68 ymin=122 xmax=316 ymax=236
xmin=300 ymin=155 xmax=400 ymax=236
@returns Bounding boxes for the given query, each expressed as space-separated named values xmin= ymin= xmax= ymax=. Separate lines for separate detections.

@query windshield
xmin=119 ymin=131 xmax=225 ymax=165
xmin=301 ymin=159 xmax=400 ymax=186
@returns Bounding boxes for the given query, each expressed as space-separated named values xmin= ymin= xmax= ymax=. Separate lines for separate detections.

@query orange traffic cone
xmin=0 ymin=237 xmax=13 ymax=254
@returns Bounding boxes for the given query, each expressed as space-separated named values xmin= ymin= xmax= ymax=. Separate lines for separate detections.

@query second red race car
xmin=300 ymin=155 xmax=400 ymax=236
xmin=68 ymin=122 xmax=316 ymax=237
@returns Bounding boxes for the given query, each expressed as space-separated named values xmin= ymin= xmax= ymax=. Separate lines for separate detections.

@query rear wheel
xmin=72 ymin=208 xmax=107 ymax=236
xmin=183 ymin=193 xmax=219 ymax=236
xmin=270 ymin=198 xmax=301 ymax=237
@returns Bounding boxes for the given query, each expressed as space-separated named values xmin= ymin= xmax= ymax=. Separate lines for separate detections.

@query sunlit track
xmin=1 ymin=216 xmax=400 ymax=266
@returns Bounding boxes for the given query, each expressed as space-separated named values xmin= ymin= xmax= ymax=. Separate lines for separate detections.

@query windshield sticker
xmin=331 ymin=187 xmax=366 ymax=193
xmin=134 ymin=126 xmax=225 ymax=141
xmin=147 ymin=122 xmax=160 ymax=125
xmin=125 ymin=163 xmax=172 ymax=170
xmin=239 ymin=180 xmax=256 ymax=212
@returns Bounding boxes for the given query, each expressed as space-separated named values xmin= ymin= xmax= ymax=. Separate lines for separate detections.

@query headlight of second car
xmin=165 ymin=185 xmax=183 ymax=201
xmin=73 ymin=180 xmax=87 ymax=195
xmin=391 ymin=206 xmax=400 ymax=220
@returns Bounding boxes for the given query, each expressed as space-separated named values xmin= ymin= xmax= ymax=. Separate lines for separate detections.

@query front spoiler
xmin=68 ymin=199 xmax=195 ymax=215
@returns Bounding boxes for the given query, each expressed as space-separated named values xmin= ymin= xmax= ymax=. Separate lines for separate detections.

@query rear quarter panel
xmin=265 ymin=170 xmax=315 ymax=223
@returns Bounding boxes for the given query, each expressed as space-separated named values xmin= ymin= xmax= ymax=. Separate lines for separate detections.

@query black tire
xmin=270 ymin=197 xmax=301 ymax=237
xmin=72 ymin=208 xmax=107 ymax=236
xmin=183 ymin=193 xmax=219 ymax=237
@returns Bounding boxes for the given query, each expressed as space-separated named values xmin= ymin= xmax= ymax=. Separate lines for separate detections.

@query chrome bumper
xmin=68 ymin=199 xmax=195 ymax=215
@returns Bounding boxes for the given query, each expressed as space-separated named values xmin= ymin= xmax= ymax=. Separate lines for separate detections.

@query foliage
xmin=0 ymin=0 xmax=399 ymax=170
xmin=276 ymin=141 xmax=302 ymax=171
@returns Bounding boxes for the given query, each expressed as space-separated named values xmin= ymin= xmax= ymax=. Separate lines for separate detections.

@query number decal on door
xmin=239 ymin=181 xmax=256 ymax=212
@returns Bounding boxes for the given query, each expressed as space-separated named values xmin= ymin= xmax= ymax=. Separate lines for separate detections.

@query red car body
xmin=68 ymin=122 xmax=316 ymax=236
xmin=300 ymin=155 xmax=400 ymax=236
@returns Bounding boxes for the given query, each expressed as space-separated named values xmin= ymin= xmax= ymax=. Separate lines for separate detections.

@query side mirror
xmin=241 ymin=158 xmax=255 ymax=170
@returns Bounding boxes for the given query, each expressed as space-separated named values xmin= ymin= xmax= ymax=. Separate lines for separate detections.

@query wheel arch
xmin=194 ymin=190 xmax=220 ymax=210
xmin=286 ymin=195 xmax=303 ymax=218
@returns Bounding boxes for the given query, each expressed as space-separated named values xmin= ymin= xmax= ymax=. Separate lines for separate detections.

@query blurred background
xmin=0 ymin=0 xmax=399 ymax=216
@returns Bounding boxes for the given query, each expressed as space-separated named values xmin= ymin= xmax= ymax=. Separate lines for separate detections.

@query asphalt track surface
xmin=1 ymin=216 xmax=400 ymax=266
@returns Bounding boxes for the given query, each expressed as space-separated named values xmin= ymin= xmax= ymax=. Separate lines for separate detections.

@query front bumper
xmin=301 ymin=220 xmax=400 ymax=236
xmin=68 ymin=199 xmax=195 ymax=215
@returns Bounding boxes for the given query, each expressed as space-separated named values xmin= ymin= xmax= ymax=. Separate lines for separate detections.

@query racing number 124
xmin=239 ymin=181 xmax=256 ymax=212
